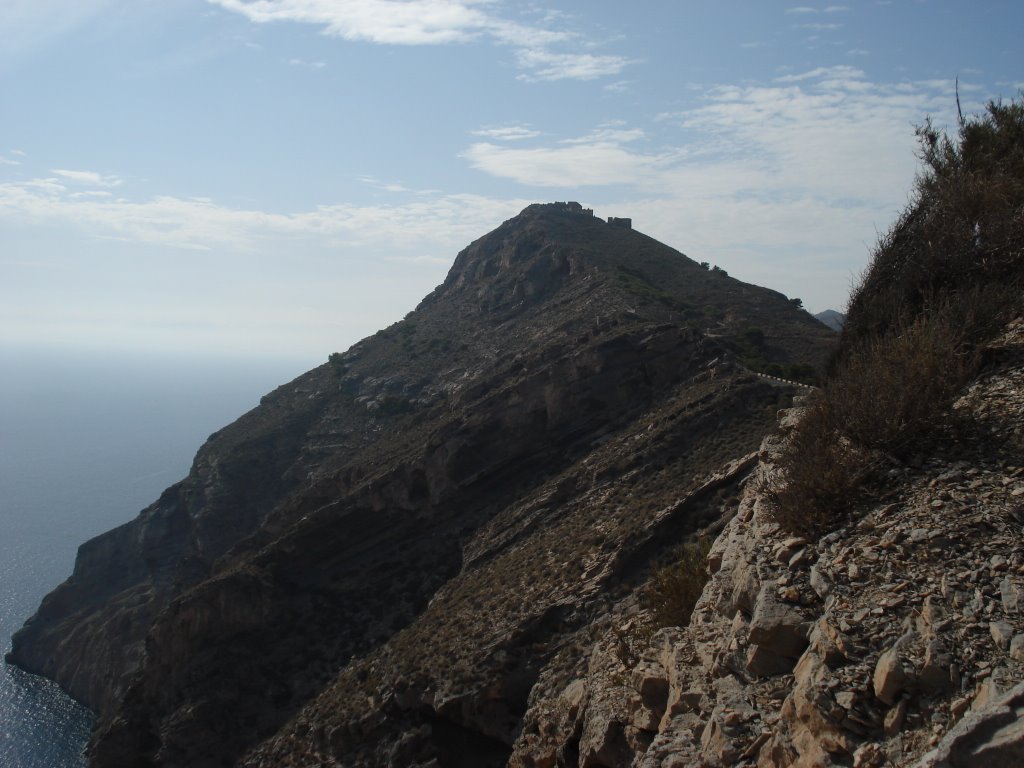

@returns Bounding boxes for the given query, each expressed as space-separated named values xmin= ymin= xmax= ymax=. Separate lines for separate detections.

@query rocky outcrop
xmin=914 ymin=682 xmax=1024 ymax=767
xmin=508 ymin=319 xmax=1024 ymax=767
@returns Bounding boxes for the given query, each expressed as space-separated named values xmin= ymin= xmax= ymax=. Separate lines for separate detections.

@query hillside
xmin=7 ymin=202 xmax=833 ymax=767
xmin=486 ymin=99 xmax=1023 ymax=768
xmin=813 ymin=310 xmax=845 ymax=332
xmin=10 ymin=98 xmax=1022 ymax=768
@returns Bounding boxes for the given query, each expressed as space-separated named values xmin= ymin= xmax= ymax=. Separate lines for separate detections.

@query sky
xmin=1 ymin=1 xmax=1021 ymax=368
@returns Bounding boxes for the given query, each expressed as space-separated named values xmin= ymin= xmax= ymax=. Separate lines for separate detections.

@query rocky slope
xmin=7 ymin=202 xmax=834 ymax=767
xmin=502 ymin=318 xmax=1024 ymax=768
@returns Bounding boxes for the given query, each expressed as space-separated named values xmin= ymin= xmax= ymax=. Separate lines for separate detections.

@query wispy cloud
xmin=462 ymin=125 xmax=675 ymax=188
xmin=206 ymin=0 xmax=633 ymax=81
xmin=51 ymin=168 xmax=123 ymax=187
xmin=775 ymin=65 xmax=863 ymax=83
xmin=514 ymin=48 xmax=636 ymax=82
xmin=787 ymin=4 xmax=848 ymax=12
xmin=563 ymin=124 xmax=646 ymax=145
xmin=471 ymin=125 xmax=541 ymax=141
xmin=208 ymin=0 xmax=495 ymax=45
xmin=603 ymin=79 xmax=630 ymax=93
xmin=0 ymin=171 xmax=529 ymax=255
xmin=287 ymin=57 xmax=326 ymax=69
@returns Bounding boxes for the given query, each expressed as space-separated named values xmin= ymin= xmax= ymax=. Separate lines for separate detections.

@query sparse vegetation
xmin=771 ymin=97 xmax=1024 ymax=535
xmin=641 ymin=539 xmax=712 ymax=628
xmin=614 ymin=264 xmax=696 ymax=315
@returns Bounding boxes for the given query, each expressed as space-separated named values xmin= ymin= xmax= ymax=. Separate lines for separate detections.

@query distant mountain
xmin=8 ymin=202 xmax=835 ymax=767
xmin=814 ymin=308 xmax=846 ymax=331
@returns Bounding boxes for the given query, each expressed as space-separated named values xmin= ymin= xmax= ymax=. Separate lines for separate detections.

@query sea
xmin=0 ymin=345 xmax=310 ymax=768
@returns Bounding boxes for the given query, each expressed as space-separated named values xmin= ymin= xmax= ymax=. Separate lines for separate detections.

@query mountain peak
xmin=8 ymin=201 xmax=836 ymax=768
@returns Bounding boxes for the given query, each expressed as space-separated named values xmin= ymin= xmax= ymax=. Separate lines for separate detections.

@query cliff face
xmin=7 ymin=202 xmax=836 ymax=767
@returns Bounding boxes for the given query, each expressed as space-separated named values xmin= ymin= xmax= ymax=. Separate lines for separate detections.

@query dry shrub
xmin=826 ymin=308 xmax=980 ymax=452
xmin=770 ymin=307 xmax=980 ymax=534
xmin=766 ymin=399 xmax=871 ymax=536
xmin=769 ymin=98 xmax=1024 ymax=536
xmin=843 ymin=99 xmax=1024 ymax=350
xmin=642 ymin=540 xmax=711 ymax=628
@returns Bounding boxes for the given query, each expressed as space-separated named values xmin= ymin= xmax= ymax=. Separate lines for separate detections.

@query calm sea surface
xmin=0 ymin=346 xmax=308 ymax=768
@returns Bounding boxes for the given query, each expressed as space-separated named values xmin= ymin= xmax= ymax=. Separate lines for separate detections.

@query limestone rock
xmin=746 ymin=583 xmax=810 ymax=676
xmin=914 ymin=682 xmax=1024 ymax=767
xmin=874 ymin=647 xmax=908 ymax=706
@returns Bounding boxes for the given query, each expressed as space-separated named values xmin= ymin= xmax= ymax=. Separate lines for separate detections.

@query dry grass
xmin=770 ymin=98 xmax=1024 ymax=536
xmin=642 ymin=539 xmax=712 ymax=628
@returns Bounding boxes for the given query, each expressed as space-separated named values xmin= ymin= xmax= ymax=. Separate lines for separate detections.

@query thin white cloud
xmin=0 ymin=155 xmax=21 ymax=166
xmin=562 ymin=125 xmax=645 ymax=145
xmin=11 ymin=149 xmax=27 ymax=157
xmin=287 ymin=57 xmax=326 ymax=68
xmin=847 ymin=48 xmax=870 ymax=56
xmin=0 ymin=172 xmax=530 ymax=255
xmin=775 ymin=65 xmax=863 ymax=83
xmin=206 ymin=0 xmax=632 ymax=81
xmin=208 ymin=0 xmax=493 ymax=45
xmin=514 ymin=48 xmax=635 ymax=82
xmin=471 ymin=125 xmax=541 ymax=141
xmin=798 ymin=22 xmax=843 ymax=30
xmin=787 ymin=4 xmax=848 ymax=11
xmin=603 ymin=79 xmax=630 ymax=93
xmin=51 ymin=168 xmax=123 ymax=187
xmin=461 ymin=135 xmax=677 ymax=188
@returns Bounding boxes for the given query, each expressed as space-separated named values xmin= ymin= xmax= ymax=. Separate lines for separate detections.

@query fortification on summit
xmin=551 ymin=202 xmax=632 ymax=230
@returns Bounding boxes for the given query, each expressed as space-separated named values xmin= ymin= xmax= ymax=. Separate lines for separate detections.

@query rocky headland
xmin=8 ymin=201 xmax=833 ymax=767
xmin=7 ymin=100 xmax=1023 ymax=767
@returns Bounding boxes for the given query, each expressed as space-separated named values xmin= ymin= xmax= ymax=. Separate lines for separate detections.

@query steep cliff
xmin=7 ymin=202 xmax=834 ymax=767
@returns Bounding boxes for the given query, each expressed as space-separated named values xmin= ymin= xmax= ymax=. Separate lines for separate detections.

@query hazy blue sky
xmin=2 ymin=0 xmax=1021 ymax=367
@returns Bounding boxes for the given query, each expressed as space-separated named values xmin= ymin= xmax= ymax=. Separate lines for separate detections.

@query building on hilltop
xmin=553 ymin=201 xmax=594 ymax=217
xmin=608 ymin=217 xmax=632 ymax=229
